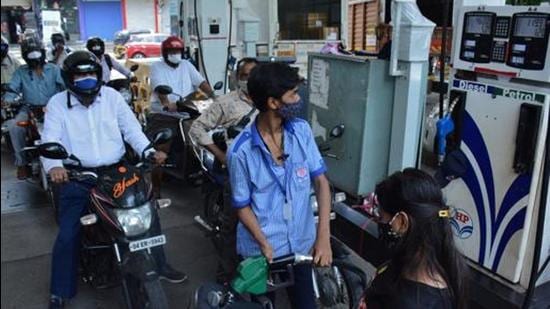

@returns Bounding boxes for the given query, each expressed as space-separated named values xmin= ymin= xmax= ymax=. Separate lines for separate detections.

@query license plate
xmin=129 ymin=235 xmax=166 ymax=252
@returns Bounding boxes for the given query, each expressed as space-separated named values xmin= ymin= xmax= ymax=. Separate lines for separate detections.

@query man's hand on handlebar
xmin=152 ymin=150 xmax=168 ymax=165
xmin=49 ymin=167 xmax=69 ymax=183
xmin=163 ymin=103 xmax=178 ymax=113
xmin=312 ymin=236 xmax=332 ymax=267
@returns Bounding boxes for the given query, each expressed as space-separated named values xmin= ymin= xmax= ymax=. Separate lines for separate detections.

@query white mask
xmin=238 ymin=80 xmax=248 ymax=94
xmin=167 ymin=53 xmax=181 ymax=64
xmin=27 ymin=50 xmax=42 ymax=59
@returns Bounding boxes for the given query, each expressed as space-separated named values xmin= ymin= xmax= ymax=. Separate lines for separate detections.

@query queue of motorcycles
xmin=2 ymin=65 xmax=371 ymax=307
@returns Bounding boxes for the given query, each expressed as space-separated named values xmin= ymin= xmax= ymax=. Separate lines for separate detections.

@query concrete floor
xmin=1 ymin=144 xmax=217 ymax=309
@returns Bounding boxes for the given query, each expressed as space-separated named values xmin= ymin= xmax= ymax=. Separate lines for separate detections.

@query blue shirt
xmin=5 ymin=63 xmax=65 ymax=106
xmin=228 ymin=118 xmax=327 ymax=258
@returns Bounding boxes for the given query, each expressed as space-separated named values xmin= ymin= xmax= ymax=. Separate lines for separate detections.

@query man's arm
xmin=237 ymin=206 xmax=273 ymax=262
xmin=189 ymin=101 xmax=226 ymax=162
xmin=115 ymin=91 xmax=150 ymax=155
xmin=41 ymin=98 xmax=65 ymax=174
xmin=150 ymin=62 xmax=176 ymax=111
xmin=3 ymin=69 xmax=22 ymax=103
xmin=313 ymin=174 xmax=332 ymax=266
xmin=112 ymin=59 xmax=132 ymax=78
xmin=199 ymin=81 xmax=214 ymax=98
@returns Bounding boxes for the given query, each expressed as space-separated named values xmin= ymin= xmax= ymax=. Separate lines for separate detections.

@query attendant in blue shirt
xmin=227 ymin=63 xmax=332 ymax=308
xmin=3 ymin=38 xmax=65 ymax=179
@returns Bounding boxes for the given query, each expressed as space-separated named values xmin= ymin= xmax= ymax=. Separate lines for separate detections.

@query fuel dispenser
xmin=307 ymin=1 xmax=550 ymax=307
xmin=440 ymin=4 xmax=550 ymax=306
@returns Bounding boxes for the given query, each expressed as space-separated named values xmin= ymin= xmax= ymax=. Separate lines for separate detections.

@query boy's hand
xmin=260 ymin=242 xmax=273 ymax=263
xmin=313 ymin=235 xmax=332 ymax=266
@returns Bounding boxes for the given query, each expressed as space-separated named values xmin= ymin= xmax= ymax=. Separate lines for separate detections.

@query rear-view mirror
xmin=154 ymin=85 xmax=173 ymax=96
xmin=130 ymin=64 xmax=139 ymax=72
xmin=38 ymin=142 xmax=69 ymax=160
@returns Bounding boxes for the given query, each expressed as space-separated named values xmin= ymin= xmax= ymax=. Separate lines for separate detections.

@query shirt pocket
xmin=290 ymin=161 xmax=310 ymax=190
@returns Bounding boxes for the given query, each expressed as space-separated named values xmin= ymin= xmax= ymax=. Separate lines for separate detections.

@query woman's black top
xmin=363 ymin=263 xmax=454 ymax=309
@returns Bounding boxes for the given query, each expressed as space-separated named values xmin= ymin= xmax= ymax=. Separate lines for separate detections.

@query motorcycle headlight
xmin=120 ymin=89 xmax=132 ymax=104
xmin=114 ymin=202 xmax=152 ymax=237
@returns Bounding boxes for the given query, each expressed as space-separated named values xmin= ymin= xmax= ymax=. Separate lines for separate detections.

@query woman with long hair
xmin=360 ymin=168 xmax=468 ymax=309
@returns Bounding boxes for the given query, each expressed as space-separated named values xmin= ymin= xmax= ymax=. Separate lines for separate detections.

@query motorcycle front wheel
xmin=125 ymin=274 xmax=168 ymax=309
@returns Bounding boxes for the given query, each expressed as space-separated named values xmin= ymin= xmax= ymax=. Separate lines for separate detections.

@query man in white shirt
xmin=46 ymin=32 xmax=72 ymax=67
xmin=86 ymin=36 xmax=133 ymax=83
xmin=42 ymin=51 xmax=187 ymax=309
xmin=147 ymin=35 xmax=213 ymax=197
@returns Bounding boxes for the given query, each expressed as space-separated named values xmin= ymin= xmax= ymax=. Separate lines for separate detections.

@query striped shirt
xmin=227 ymin=118 xmax=326 ymax=258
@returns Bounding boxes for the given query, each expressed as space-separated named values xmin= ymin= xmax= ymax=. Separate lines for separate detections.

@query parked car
xmin=125 ymin=33 xmax=170 ymax=59
xmin=113 ymin=29 xmax=153 ymax=59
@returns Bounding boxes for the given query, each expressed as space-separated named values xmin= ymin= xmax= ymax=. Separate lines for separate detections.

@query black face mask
xmin=378 ymin=214 xmax=402 ymax=250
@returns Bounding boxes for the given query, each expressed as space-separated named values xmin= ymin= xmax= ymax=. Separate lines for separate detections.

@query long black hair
xmin=375 ymin=168 xmax=468 ymax=309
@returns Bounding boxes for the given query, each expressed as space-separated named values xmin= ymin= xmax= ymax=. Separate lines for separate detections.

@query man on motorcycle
xmin=3 ymin=37 xmax=65 ymax=179
xmin=1 ymin=38 xmax=20 ymax=84
xmin=148 ymin=35 xmax=214 ymax=197
xmin=189 ymin=57 xmax=258 ymax=165
xmin=86 ymin=36 xmax=134 ymax=83
xmin=41 ymin=51 xmax=187 ymax=309
xmin=47 ymin=32 xmax=73 ymax=67
xmin=227 ymin=62 xmax=332 ymax=308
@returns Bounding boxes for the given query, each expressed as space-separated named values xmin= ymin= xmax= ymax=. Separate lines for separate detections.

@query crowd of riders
xmin=1 ymin=31 xmax=468 ymax=309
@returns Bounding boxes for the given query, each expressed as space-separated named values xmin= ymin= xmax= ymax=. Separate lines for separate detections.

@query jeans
xmin=5 ymin=108 xmax=28 ymax=166
xmin=50 ymin=180 xmax=167 ymax=298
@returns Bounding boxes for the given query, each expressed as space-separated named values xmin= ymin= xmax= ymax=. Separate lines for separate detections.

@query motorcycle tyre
xmin=125 ymin=275 xmax=168 ymax=309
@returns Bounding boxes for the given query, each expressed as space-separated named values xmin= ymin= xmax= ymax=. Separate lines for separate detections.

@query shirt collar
xmin=68 ymin=87 xmax=103 ymax=108
xmin=251 ymin=117 xmax=295 ymax=147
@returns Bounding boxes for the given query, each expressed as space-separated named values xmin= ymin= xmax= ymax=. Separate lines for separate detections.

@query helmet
xmin=161 ymin=36 xmax=184 ymax=63
xmin=51 ymin=32 xmax=65 ymax=46
xmin=62 ymin=50 xmax=103 ymax=104
xmin=86 ymin=37 xmax=105 ymax=58
xmin=21 ymin=36 xmax=46 ymax=68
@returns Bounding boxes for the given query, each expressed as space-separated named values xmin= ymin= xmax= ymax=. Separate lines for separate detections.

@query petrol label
xmin=453 ymin=79 xmax=546 ymax=103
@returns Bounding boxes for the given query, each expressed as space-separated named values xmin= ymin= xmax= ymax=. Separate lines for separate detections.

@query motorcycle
xmin=1 ymin=84 xmax=46 ymax=182
xmin=195 ymin=247 xmax=369 ymax=309
xmin=36 ymin=128 xmax=174 ymax=309
xmin=150 ymin=83 xmax=222 ymax=181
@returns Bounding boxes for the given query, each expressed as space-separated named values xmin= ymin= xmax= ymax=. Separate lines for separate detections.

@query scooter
xmin=195 ymin=246 xmax=369 ymax=309
xmin=151 ymin=83 xmax=222 ymax=181
xmin=36 ymin=129 xmax=174 ymax=309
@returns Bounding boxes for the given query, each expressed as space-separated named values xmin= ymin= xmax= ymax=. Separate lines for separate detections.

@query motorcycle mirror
xmin=213 ymin=81 xmax=223 ymax=90
xmin=329 ymin=124 xmax=345 ymax=139
xmin=154 ymin=85 xmax=173 ymax=96
xmin=152 ymin=128 xmax=173 ymax=145
xmin=130 ymin=64 xmax=139 ymax=72
xmin=38 ymin=142 xmax=69 ymax=160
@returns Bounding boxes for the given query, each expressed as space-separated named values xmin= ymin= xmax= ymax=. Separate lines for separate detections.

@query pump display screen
xmin=514 ymin=16 xmax=546 ymax=38
xmin=466 ymin=15 xmax=492 ymax=35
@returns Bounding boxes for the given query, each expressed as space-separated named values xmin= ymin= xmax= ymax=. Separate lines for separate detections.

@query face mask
xmin=378 ymin=213 xmax=402 ymax=250
xmin=74 ymin=76 xmax=98 ymax=90
xmin=90 ymin=45 xmax=103 ymax=57
xmin=167 ymin=53 xmax=182 ymax=64
xmin=277 ymin=98 xmax=303 ymax=120
xmin=238 ymin=80 xmax=248 ymax=94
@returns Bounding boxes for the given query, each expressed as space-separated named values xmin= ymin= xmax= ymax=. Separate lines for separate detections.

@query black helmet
xmin=21 ymin=36 xmax=46 ymax=68
xmin=51 ymin=32 xmax=65 ymax=46
xmin=62 ymin=51 xmax=103 ymax=104
xmin=86 ymin=37 xmax=105 ymax=58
